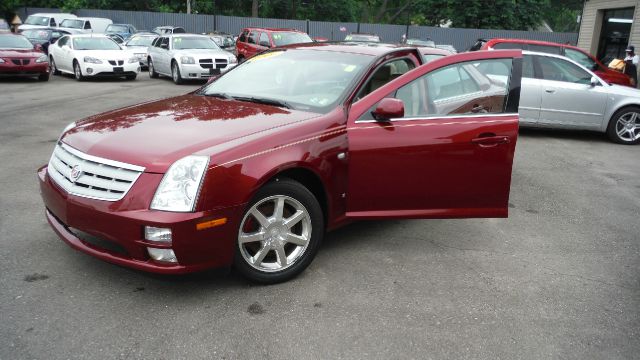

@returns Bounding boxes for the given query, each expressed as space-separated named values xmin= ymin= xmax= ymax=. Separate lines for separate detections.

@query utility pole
xmin=187 ymin=0 xmax=191 ymax=14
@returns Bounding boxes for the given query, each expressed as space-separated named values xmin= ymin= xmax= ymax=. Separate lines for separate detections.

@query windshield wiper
xmin=204 ymin=92 xmax=233 ymax=100
xmin=233 ymin=96 xmax=292 ymax=109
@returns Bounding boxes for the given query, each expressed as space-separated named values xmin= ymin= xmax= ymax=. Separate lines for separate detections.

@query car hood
xmin=74 ymin=49 xmax=129 ymax=59
xmin=0 ymin=48 xmax=42 ymax=58
xmin=61 ymin=94 xmax=320 ymax=173
xmin=607 ymin=84 xmax=640 ymax=97
xmin=173 ymin=48 xmax=231 ymax=57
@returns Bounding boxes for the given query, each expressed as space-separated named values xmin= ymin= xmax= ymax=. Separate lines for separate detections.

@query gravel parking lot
xmin=1 ymin=72 xmax=639 ymax=360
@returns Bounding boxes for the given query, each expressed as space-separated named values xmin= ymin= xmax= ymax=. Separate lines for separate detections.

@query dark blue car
xmin=105 ymin=24 xmax=137 ymax=40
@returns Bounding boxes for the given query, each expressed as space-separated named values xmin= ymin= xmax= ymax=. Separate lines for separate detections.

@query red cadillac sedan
xmin=38 ymin=43 xmax=522 ymax=283
xmin=0 ymin=33 xmax=49 ymax=81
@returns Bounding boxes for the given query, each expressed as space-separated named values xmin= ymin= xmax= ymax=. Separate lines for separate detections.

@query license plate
xmin=113 ymin=67 xmax=123 ymax=73
xmin=209 ymin=68 xmax=220 ymax=75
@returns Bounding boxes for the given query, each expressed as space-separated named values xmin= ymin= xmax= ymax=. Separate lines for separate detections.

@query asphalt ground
xmin=1 ymin=72 xmax=639 ymax=360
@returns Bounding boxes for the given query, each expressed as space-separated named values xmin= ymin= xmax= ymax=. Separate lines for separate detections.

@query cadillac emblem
xmin=70 ymin=165 xmax=83 ymax=183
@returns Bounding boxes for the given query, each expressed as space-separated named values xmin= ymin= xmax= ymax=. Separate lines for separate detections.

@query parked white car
xmin=49 ymin=34 xmax=139 ymax=81
xmin=147 ymin=34 xmax=237 ymax=84
xmin=121 ymin=33 xmax=158 ymax=69
xmin=18 ymin=13 xmax=77 ymax=31
xmin=58 ymin=18 xmax=113 ymax=34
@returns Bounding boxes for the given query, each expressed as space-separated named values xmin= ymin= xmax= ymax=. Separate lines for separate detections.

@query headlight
xmin=229 ymin=55 xmax=238 ymax=64
xmin=35 ymin=54 xmax=48 ymax=63
xmin=0 ymin=58 xmax=5 ymax=64
xmin=150 ymin=155 xmax=209 ymax=212
xmin=128 ymin=57 xmax=138 ymax=63
xmin=83 ymin=56 xmax=102 ymax=64
xmin=180 ymin=56 xmax=195 ymax=64
xmin=134 ymin=53 xmax=146 ymax=59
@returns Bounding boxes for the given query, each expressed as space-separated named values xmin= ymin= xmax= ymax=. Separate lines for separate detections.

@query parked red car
xmin=38 ymin=43 xmax=522 ymax=283
xmin=235 ymin=27 xmax=313 ymax=61
xmin=0 ymin=33 xmax=50 ymax=81
xmin=470 ymin=38 xmax=632 ymax=87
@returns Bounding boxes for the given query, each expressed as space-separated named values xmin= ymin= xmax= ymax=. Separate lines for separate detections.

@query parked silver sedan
xmin=147 ymin=34 xmax=237 ymax=84
xmin=482 ymin=51 xmax=640 ymax=144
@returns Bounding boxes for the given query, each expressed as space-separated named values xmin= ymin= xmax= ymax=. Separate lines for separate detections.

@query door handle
xmin=471 ymin=135 xmax=510 ymax=147
xmin=545 ymin=89 xmax=556 ymax=93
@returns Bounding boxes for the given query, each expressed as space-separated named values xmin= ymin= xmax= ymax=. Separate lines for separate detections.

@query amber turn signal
xmin=196 ymin=217 xmax=227 ymax=230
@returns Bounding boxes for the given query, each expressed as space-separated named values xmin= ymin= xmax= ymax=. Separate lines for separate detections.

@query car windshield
xmin=271 ymin=32 xmax=313 ymax=47
xmin=61 ymin=19 xmax=84 ymax=29
xmin=407 ymin=39 xmax=435 ymax=47
xmin=73 ymin=37 xmax=120 ymax=50
xmin=173 ymin=36 xmax=219 ymax=50
xmin=22 ymin=29 xmax=50 ymax=39
xmin=126 ymin=36 xmax=156 ymax=46
xmin=423 ymin=54 xmax=445 ymax=62
xmin=24 ymin=16 xmax=50 ymax=26
xmin=107 ymin=25 xmax=129 ymax=33
xmin=0 ymin=35 xmax=34 ymax=49
xmin=201 ymin=49 xmax=373 ymax=113
xmin=345 ymin=34 xmax=380 ymax=42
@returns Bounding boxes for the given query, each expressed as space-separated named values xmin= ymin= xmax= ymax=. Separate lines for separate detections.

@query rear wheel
xmin=171 ymin=61 xmax=183 ymax=84
xmin=50 ymin=56 xmax=60 ymax=75
xmin=607 ymin=107 xmax=640 ymax=144
xmin=148 ymin=58 xmax=158 ymax=78
xmin=73 ymin=60 xmax=84 ymax=81
xmin=234 ymin=179 xmax=323 ymax=284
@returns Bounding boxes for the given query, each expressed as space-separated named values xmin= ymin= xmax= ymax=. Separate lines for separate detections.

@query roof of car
xmin=243 ymin=27 xmax=305 ymax=33
xmin=416 ymin=46 xmax=453 ymax=56
xmin=487 ymin=38 xmax=584 ymax=51
xmin=154 ymin=26 xmax=184 ymax=29
xmin=278 ymin=42 xmax=418 ymax=56
xmin=64 ymin=33 xmax=110 ymax=38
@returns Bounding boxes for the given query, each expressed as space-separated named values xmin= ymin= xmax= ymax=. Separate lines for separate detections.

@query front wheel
xmin=171 ymin=61 xmax=183 ymax=85
xmin=148 ymin=58 xmax=158 ymax=78
xmin=73 ymin=61 xmax=84 ymax=81
xmin=607 ymin=107 xmax=640 ymax=144
xmin=50 ymin=56 xmax=60 ymax=75
xmin=234 ymin=179 xmax=324 ymax=284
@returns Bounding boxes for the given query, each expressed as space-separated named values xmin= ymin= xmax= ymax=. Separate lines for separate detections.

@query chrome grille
xmin=48 ymin=142 xmax=144 ymax=201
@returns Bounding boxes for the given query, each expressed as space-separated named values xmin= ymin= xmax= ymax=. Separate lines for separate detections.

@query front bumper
xmin=79 ymin=61 xmax=139 ymax=77
xmin=179 ymin=63 xmax=236 ymax=79
xmin=0 ymin=61 xmax=49 ymax=76
xmin=38 ymin=165 xmax=243 ymax=274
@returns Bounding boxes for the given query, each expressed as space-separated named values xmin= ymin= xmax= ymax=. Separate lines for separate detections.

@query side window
xmin=57 ymin=36 xmax=68 ymax=47
xmin=564 ymin=48 xmax=598 ymax=71
xmin=359 ymin=58 xmax=416 ymax=98
xmin=493 ymin=42 xmax=525 ymax=50
xmin=160 ymin=37 xmax=169 ymax=48
xmin=529 ymin=44 xmax=561 ymax=54
xmin=538 ymin=56 xmax=592 ymax=84
xmin=84 ymin=21 xmax=91 ymax=30
xmin=248 ymin=31 xmax=258 ymax=44
xmin=522 ymin=55 xmax=534 ymax=78
xmin=259 ymin=32 xmax=270 ymax=47
xmin=151 ymin=38 xmax=158 ymax=47
xmin=49 ymin=18 xmax=56 ymax=27
xmin=239 ymin=30 xmax=248 ymax=42
xmin=393 ymin=59 xmax=512 ymax=118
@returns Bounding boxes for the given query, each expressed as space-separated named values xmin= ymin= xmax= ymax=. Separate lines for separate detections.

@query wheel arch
xmin=605 ymin=103 xmax=640 ymax=132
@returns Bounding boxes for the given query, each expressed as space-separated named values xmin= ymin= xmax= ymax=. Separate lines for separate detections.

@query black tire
xmin=50 ymin=56 xmax=60 ymax=75
xmin=171 ymin=61 xmax=183 ymax=85
xmin=237 ymin=55 xmax=245 ymax=63
xmin=234 ymin=178 xmax=324 ymax=284
xmin=125 ymin=74 xmax=137 ymax=81
xmin=607 ymin=106 xmax=640 ymax=145
xmin=148 ymin=58 xmax=158 ymax=78
xmin=73 ymin=60 xmax=84 ymax=81
xmin=38 ymin=72 xmax=50 ymax=82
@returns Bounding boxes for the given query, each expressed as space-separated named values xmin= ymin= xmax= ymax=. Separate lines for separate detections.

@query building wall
xmin=578 ymin=0 xmax=640 ymax=54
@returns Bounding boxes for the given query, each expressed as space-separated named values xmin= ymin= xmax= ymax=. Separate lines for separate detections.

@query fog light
xmin=189 ymin=73 xmax=197 ymax=77
xmin=86 ymin=68 xmax=93 ymax=74
xmin=144 ymin=226 xmax=172 ymax=243
xmin=147 ymin=248 xmax=178 ymax=263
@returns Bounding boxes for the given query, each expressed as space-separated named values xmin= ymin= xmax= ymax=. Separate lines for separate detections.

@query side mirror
xmin=590 ymin=76 xmax=598 ymax=87
xmin=34 ymin=43 xmax=43 ymax=52
xmin=372 ymin=98 xmax=404 ymax=121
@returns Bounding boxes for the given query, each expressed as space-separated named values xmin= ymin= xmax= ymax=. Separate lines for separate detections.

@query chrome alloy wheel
xmin=615 ymin=112 xmax=640 ymax=142
xmin=238 ymin=195 xmax=312 ymax=272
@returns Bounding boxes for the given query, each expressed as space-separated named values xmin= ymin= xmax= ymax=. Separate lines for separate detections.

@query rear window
xmin=493 ymin=42 xmax=524 ymax=50
xmin=22 ymin=29 xmax=50 ymax=40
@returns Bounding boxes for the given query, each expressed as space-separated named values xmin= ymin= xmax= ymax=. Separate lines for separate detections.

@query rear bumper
xmin=38 ymin=165 xmax=243 ymax=274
